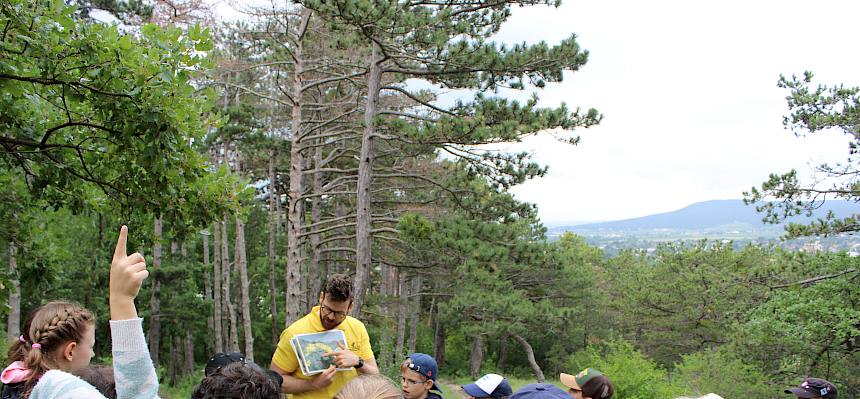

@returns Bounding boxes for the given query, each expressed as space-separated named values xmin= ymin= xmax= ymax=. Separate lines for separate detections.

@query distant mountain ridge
xmin=559 ymin=199 xmax=857 ymax=232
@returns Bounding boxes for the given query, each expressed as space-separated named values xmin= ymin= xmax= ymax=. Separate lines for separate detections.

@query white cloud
xmin=488 ymin=0 xmax=860 ymax=223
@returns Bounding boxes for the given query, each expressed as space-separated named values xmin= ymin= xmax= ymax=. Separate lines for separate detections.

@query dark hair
xmin=75 ymin=365 xmax=116 ymax=399
xmin=323 ymin=274 xmax=353 ymax=302
xmin=581 ymin=375 xmax=613 ymax=399
xmin=191 ymin=362 xmax=281 ymax=399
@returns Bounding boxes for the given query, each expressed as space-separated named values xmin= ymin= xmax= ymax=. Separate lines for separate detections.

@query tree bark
xmin=470 ymin=335 xmax=483 ymax=379
xmin=285 ymin=8 xmax=311 ymax=327
xmin=395 ymin=272 xmax=407 ymax=360
xmin=433 ymin=318 xmax=446 ymax=368
xmin=497 ymin=334 xmax=508 ymax=370
xmin=267 ymin=150 xmax=280 ymax=346
xmin=184 ymin=331 xmax=194 ymax=375
xmin=309 ymin=144 xmax=323 ymax=308
xmin=407 ymin=274 xmax=421 ymax=353
xmin=236 ymin=216 xmax=254 ymax=362
xmin=203 ymin=230 xmax=213 ymax=354
xmin=148 ymin=216 xmax=163 ymax=365
xmin=212 ymin=222 xmax=224 ymax=353
xmin=513 ymin=334 xmax=545 ymax=382
xmin=352 ymin=43 xmax=383 ymax=317
xmin=7 ymin=242 xmax=20 ymax=339
xmin=223 ymin=218 xmax=239 ymax=352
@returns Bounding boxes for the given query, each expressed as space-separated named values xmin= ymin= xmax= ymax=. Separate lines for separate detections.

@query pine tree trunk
xmin=395 ymin=272 xmax=407 ymax=360
xmin=7 ymin=242 xmax=20 ymax=339
xmin=309 ymin=144 xmax=323 ymax=309
xmin=433 ymin=321 xmax=446 ymax=368
xmin=203 ymin=230 xmax=214 ymax=354
xmin=470 ymin=335 xmax=483 ymax=379
xmin=212 ymin=222 xmax=224 ymax=353
xmin=497 ymin=334 xmax=508 ymax=370
xmin=513 ymin=334 xmax=545 ymax=382
xmin=353 ymin=43 xmax=383 ymax=317
xmin=184 ymin=331 xmax=194 ymax=375
xmin=148 ymin=216 xmax=163 ymax=365
xmin=236 ymin=217 xmax=254 ymax=362
xmin=267 ymin=150 xmax=280 ymax=345
xmin=168 ymin=335 xmax=178 ymax=384
xmin=407 ymin=275 xmax=421 ymax=353
xmin=285 ymin=9 xmax=311 ymax=327
xmin=223 ymin=218 xmax=239 ymax=352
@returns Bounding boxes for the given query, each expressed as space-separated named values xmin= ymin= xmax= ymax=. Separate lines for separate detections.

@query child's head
xmin=335 ymin=374 xmax=401 ymax=399
xmin=191 ymin=362 xmax=281 ymax=399
xmin=400 ymin=353 xmax=440 ymax=399
xmin=74 ymin=365 xmax=116 ymax=399
xmin=10 ymin=301 xmax=96 ymax=382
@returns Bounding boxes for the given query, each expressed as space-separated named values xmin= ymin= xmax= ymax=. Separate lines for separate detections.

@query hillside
xmin=555 ymin=199 xmax=857 ymax=232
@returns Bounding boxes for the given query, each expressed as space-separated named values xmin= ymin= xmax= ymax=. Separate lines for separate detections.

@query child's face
xmin=64 ymin=322 xmax=96 ymax=372
xmin=401 ymin=368 xmax=432 ymax=399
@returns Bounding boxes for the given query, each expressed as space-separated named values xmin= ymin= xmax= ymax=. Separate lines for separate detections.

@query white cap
xmin=474 ymin=374 xmax=505 ymax=395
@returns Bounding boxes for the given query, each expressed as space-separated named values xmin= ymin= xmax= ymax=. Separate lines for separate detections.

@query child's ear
xmin=62 ymin=341 xmax=77 ymax=361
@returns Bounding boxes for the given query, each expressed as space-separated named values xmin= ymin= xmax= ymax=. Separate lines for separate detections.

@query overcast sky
xmin=213 ymin=0 xmax=860 ymax=224
xmin=470 ymin=0 xmax=860 ymax=224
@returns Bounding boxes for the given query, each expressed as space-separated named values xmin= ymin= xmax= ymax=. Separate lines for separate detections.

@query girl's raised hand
xmin=109 ymin=225 xmax=149 ymax=320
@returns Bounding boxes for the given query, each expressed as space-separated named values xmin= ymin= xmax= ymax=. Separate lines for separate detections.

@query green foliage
xmin=606 ymin=242 xmax=771 ymax=365
xmin=672 ymin=347 xmax=773 ymax=398
xmin=745 ymin=71 xmax=860 ymax=238
xmin=0 ymin=0 xmax=232 ymax=226
xmin=565 ymin=341 xmax=683 ymax=399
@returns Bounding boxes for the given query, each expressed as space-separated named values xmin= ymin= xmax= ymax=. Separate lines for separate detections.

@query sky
xmin=211 ymin=0 xmax=860 ymax=224
xmin=469 ymin=0 xmax=860 ymax=224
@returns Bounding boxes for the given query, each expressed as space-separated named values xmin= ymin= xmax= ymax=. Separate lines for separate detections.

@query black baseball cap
xmin=785 ymin=378 xmax=837 ymax=399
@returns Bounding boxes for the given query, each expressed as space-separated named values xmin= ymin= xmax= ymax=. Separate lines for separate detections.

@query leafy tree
xmin=672 ymin=346 xmax=773 ymax=398
xmin=745 ymin=71 xmax=860 ymax=238
xmin=565 ymin=340 xmax=683 ymax=399
xmin=0 ymin=0 xmax=230 ymax=226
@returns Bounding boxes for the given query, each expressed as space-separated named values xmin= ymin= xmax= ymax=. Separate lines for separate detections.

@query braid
xmin=19 ymin=301 xmax=95 ymax=399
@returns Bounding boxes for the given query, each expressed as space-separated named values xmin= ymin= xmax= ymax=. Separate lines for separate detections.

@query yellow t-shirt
xmin=272 ymin=306 xmax=375 ymax=399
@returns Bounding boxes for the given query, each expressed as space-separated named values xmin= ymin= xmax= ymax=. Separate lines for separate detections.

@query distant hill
xmin=555 ymin=199 xmax=857 ymax=232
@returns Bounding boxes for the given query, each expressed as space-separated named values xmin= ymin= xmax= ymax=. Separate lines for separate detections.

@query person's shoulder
xmin=31 ymin=370 xmax=104 ymax=398
xmin=285 ymin=311 xmax=317 ymax=335
xmin=428 ymin=391 xmax=445 ymax=399
xmin=343 ymin=316 xmax=367 ymax=330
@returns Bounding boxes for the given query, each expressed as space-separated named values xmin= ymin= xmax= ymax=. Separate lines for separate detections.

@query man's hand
xmin=310 ymin=366 xmax=337 ymax=390
xmin=323 ymin=342 xmax=361 ymax=368
xmin=110 ymin=225 xmax=149 ymax=320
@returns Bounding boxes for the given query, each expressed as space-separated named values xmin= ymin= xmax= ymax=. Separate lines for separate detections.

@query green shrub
xmin=564 ymin=340 xmax=683 ymax=399
xmin=673 ymin=347 xmax=774 ymax=399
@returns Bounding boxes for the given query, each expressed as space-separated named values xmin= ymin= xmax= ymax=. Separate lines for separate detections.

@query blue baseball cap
xmin=463 ymin=374 xmax=513 ymax=398
xmin=510 ymin=383 xmax=570 ymax=399
xmin=405 ymin=353 xmax=441 ymax=392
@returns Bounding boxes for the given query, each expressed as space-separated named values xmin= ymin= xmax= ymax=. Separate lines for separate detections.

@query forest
xmin=1 ymin=0 xmax=858 ymax=398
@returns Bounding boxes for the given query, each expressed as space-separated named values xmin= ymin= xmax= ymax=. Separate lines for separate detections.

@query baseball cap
xmin=510 ymin=383 xmax=569 ymax=399
xmin=462 ymin=374 xmax=514 ymax=398
xmin=785 ymin=378 xmax=837 ymax=399
xmin=205 ymin=352 xmax=245 ymax=376
xmin=560 ymin=368 xmax=613 ymax=399
xmin=405 ymin=353 xmax=441 ymax=392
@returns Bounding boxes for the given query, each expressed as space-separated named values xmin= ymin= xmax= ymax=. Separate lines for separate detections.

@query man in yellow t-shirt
xmin=270 ymin=274 xmax=379 ymax=399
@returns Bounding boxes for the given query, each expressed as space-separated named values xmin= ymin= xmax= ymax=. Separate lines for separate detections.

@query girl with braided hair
xmin=1 ymin=226 xmax=158 ymax=399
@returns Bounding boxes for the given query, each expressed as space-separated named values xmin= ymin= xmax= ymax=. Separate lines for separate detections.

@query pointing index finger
xmin=114 ymin=225 xmax=128 ymax=260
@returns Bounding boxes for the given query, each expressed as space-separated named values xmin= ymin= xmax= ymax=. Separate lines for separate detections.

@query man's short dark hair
xmin=323 ymin=274 xmax=353 ymax=302
xmin=191 ymin=363 xmax=281 ymax=399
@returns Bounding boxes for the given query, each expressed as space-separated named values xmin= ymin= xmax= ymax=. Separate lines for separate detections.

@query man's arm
xmin=357 ymin=357 xmax=379 ymax=375
xmin=270 ymin=362 xmax=337 ymax=394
